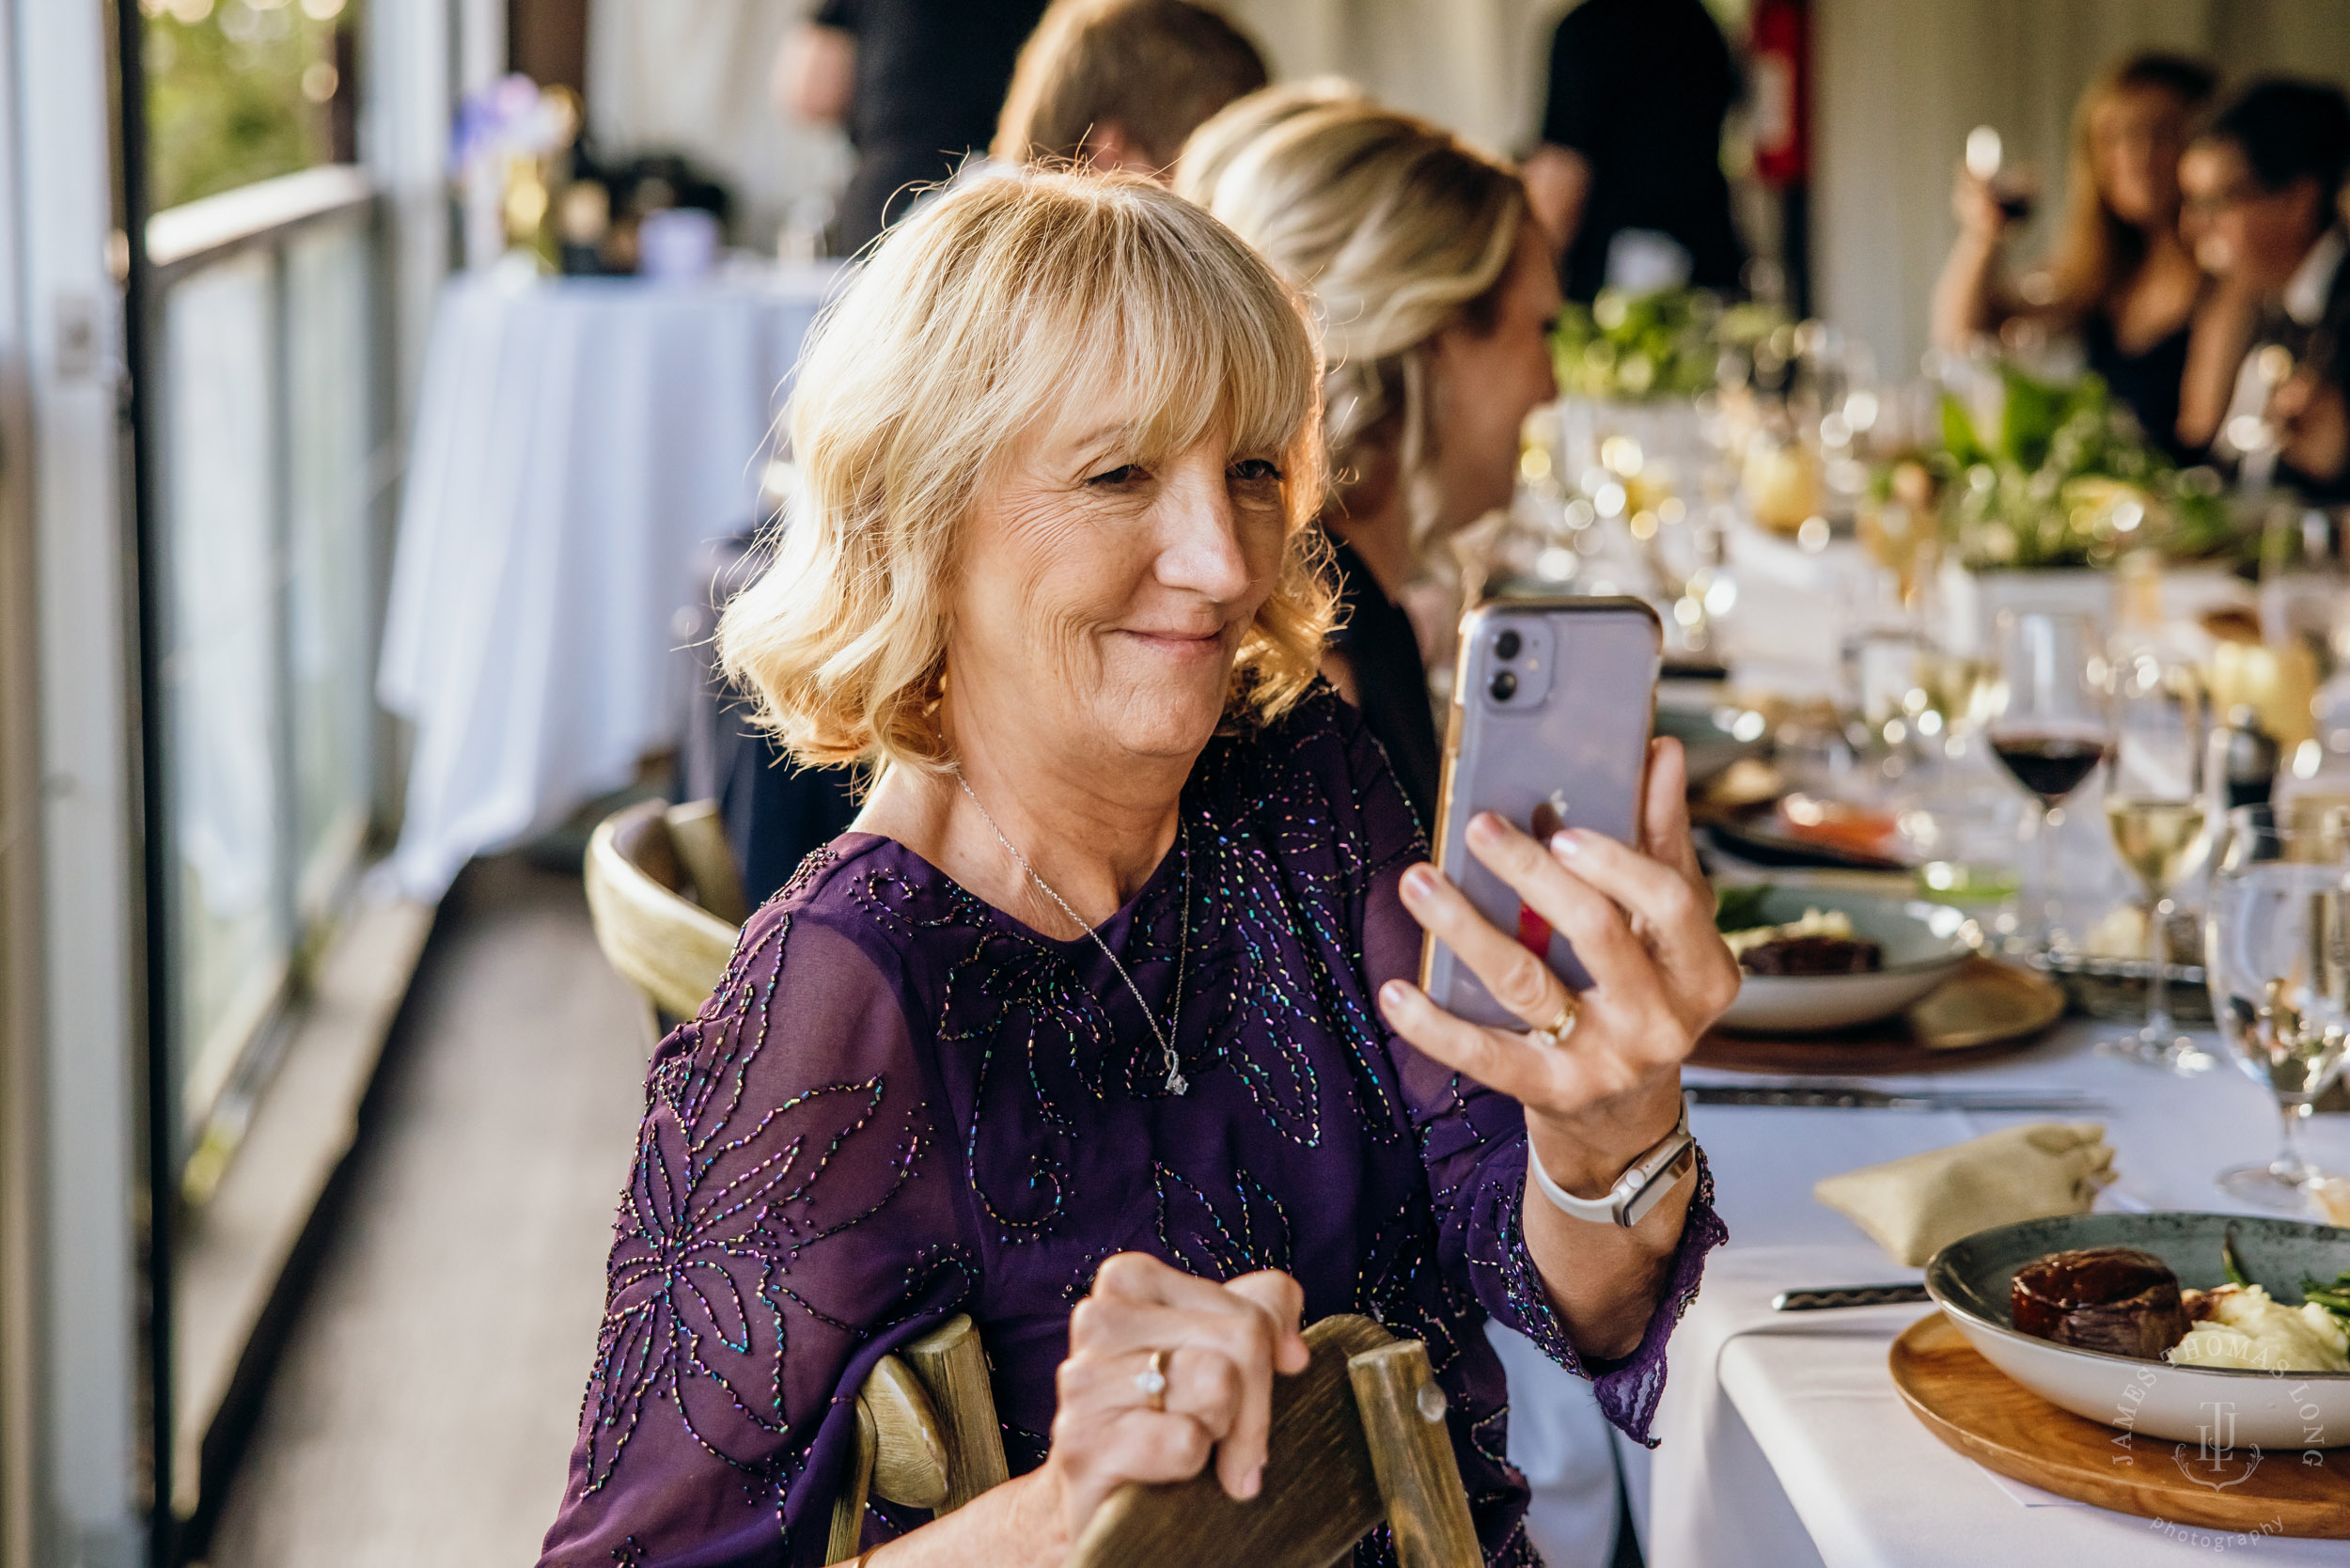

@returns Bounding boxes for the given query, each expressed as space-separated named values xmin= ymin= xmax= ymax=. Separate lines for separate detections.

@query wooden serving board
xmin=1692 ymin=959 xmax=2066 ymax=1074
xmin=1890 ymin=1313 xmax=2350 ymax=1538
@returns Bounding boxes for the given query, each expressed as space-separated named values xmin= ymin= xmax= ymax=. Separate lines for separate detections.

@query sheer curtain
xmin=586 ymin=0 xmax=849 ymax=243
xmin=1223 ymin=0 xmax=1571 ymax=158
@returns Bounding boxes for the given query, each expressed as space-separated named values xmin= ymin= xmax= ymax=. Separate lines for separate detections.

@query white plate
xmin=1717 ymin=886 xmax=1975 ymax=1033
xmin=1926 ymin=1213 xmax=2350 ymax=1449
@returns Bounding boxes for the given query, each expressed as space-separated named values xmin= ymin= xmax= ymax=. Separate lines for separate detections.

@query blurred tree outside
xmin=144 ymin=0 xmax=359 ymax=213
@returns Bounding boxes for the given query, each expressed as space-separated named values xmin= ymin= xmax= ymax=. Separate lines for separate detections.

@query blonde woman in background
xmin=1930 ymin=53 xmax=2220 ymax=456
xmin=992 ymin=0 xmax=1266 ymax=177
xmin=1179 ymin=100 xmax=1561 ymax=825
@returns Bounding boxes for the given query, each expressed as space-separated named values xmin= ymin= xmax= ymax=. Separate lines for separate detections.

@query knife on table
xmin=1685 ymin=1085 xmax=2103 ymax=1113
xmin=1771 ymin=1283 xmax=1932 ymax=1311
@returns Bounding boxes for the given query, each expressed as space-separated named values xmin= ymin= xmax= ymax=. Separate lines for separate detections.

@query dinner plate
xmin=1716 ymin=886 xmax=1976 ymax=1032
xmin=1925 ymin=1212 xmax=2350 ymax=1449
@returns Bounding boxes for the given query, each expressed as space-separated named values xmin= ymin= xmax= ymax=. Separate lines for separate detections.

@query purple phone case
xmin=1420 ymin=599 xmax=1662 ymax=1029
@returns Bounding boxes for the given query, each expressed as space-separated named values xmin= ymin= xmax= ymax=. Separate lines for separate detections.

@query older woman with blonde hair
xmin=537 ymin=170 xmax=1731 ymax=1568
xmin=1178 ymin=100 xmax=1562 ymax=824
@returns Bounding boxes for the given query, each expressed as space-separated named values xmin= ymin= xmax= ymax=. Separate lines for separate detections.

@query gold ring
xmin=1528 ymin=995 xmax=1579 ymax=1049
xmin=1136 ymin=1347 xmax=1170 ymax=1412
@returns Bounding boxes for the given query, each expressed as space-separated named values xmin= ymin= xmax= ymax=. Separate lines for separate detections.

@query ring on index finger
xmin=1526 ymin=993 xmax=1579 ymax=1049
xmin=1136 ymin=1347 xmax=1170 ymax=1413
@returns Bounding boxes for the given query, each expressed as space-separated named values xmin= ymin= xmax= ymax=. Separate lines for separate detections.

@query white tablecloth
xmin=1564 ymin=1024 xmax=2350 ymax=1567
xmin=377 ymin=263 xmax=839 ymax=897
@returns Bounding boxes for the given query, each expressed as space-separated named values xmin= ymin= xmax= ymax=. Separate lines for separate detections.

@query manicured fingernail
xmin=1241 ymin=1465 xmax=1263 ymax=1498
xmin=1380 ymin=980 xmax=1410 ymax=1011
xmin=1467 ymin=811 xmax=1502 ymax=843
xmin=1402 ymin=864 xmax=1436 ymax=898
xmin=1551 ymin=831 xmax=1580 ymax=857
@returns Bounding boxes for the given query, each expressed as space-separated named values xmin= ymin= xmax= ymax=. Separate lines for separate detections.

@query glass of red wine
xmin=1985 ymin=611 xmax=2113 ymax=953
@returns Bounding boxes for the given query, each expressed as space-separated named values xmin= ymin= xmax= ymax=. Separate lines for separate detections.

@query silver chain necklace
xmin=955 ymin=776 xmax=1191 ymax=1096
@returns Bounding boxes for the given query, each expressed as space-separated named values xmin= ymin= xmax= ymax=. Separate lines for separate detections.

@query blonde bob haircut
xmin=1177 ymin=99 xmax=1527 ymax=541
xmin=716 ymin=170 xmax=1333 ymax=775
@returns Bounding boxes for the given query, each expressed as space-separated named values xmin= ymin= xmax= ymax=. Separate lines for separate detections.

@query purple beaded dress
xmin=539 ymin=687 xmax=1724 ymax=1567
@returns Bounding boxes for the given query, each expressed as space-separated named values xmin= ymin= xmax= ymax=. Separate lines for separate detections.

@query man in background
xmin=2184 ymin=78 xmax=2350 ymax=498
xmin=775 ymin=0 xmax=1050 ymax=253
xmin=992 ymin=0 xmax=1266 ymax=177
xmin=1523 ymin=0 xmax=1744 ymax=301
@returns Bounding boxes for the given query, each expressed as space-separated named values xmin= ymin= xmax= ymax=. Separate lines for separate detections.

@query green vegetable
xmin=1714 ymin=885 xmax=1773 ymax=934
xmin=2221 ymin=1224 xmax=2250 ymax=1288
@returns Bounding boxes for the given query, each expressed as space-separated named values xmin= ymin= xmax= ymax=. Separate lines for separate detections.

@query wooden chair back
xmin=1066 ymin=1314 xmax=1480 ymax=1568
xmin=583 ymin=798 xmax=746 ymax=1029
xmin=826 ymin=1314 xmax=1010 ymax=1562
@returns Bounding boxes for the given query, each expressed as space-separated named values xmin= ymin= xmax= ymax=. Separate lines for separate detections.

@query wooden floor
xmin=203 ymin=855 xmax=649 ymax=1568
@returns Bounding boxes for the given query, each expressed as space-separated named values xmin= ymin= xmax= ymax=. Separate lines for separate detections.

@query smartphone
xmin=1418 ymin=598 xmax=1662 ymax=1030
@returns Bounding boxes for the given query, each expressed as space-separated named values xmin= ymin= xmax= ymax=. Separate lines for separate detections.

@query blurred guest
xmin=774 ymin=0 xmax=1049 ymax=252
xmin=1523 ymin=0 xmax=1743 ymax=302
xmin=538 ymin=168 xmax=1729 ymax=1568
xmin=1183 ymin=102 xmax=1559 ymax=826
xmin=1931 ymin=53 xmax=2218 ymax=458
xmin=1174 ymin=74 xmax=1362 ymax=193
xmin=993 ymin=0 xmax=1266 ymax=177
xmin=2182 ymin=78 xmax=2350 ymax=496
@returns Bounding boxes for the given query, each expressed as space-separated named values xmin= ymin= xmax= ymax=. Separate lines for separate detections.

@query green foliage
xmin=1714 ymin=883 xmax=1773 ymax=934
xmin=145 ymin=2 xmax=349 ymax=213
xmin=1550 ymin=288 xmax=1788 ymax=403
xmin=1927 ymin=364 xmax=2234 ymax=571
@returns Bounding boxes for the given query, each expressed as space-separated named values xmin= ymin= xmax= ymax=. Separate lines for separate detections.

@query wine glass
xmin=2097 ymin=647 xmax=2215 ymax=1074
xmin=1985 ymin=611 xmax=2113 ymax=952
xmin=2205 ymin=806 xmax=2350 ymax=1210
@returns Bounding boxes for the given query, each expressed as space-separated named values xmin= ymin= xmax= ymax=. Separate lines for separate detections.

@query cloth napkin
xmin=1812 ymin=1121 xmax=2117 ymax=1266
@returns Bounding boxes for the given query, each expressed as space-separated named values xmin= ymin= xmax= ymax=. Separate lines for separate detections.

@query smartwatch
xmin=1527 ymin=1098 xmax=1698 ymax=1229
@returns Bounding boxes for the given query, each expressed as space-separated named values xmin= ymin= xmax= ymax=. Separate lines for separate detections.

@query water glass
xmin=2204 ymin=806 xmax=2350 ymax=1210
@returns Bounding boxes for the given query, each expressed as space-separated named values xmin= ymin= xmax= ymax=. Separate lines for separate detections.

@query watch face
xmin=1620 ymin=1141 xmax=1700 ymax=1230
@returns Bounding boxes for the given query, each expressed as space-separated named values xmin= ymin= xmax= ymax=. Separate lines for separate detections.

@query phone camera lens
xmin=1494 ymin=629 xmax=1523 ymax=661
xmin=1489 ymin=670 xmax=1518 ymax=702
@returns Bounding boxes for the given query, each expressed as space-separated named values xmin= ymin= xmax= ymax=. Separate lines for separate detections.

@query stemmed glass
xmin=1984 ymin=611 xmax=2113 ymax=952
xmin=2206 ymin=806 xmax=2350 ymax=1210
xmin=2098 ymin=647 xmax=2215 ymax=1073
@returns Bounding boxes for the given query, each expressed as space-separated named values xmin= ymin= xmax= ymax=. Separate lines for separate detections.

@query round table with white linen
xmin=377 ymin=261 xmax=839 ymax=898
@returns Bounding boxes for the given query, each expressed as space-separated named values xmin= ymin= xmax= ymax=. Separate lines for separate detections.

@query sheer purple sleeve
xmin=538 ymin=894 xmax=975 ymax=1568
xmin=1346 ymin=720 xmax=1726 ymax=1449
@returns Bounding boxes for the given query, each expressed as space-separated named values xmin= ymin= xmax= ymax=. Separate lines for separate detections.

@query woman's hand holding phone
xmin=1376 ymin=737 xmax=1740 ymax=1191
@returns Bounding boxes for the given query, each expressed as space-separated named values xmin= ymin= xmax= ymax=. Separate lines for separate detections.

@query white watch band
xmin=1528 ymin=1099 xmax=1698 ymax=1229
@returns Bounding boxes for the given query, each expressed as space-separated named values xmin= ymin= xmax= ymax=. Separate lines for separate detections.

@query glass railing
xmin=145 ymin=166 xmax=384 ymax=1178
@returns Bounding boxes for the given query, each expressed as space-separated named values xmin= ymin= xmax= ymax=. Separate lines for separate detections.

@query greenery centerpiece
xmin=1549 ymin=288 xmax=1788 ymax=402
xmin=1913 ymin=365 xmax=2233 ymax=572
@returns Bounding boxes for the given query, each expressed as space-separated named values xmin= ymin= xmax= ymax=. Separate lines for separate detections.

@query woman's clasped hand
xmin=1044 ymin=1255 xmax=1308 ymax=1532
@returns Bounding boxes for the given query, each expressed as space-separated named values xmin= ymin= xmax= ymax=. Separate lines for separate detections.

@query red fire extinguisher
xmin=1749 ymin=0 xmax=1808 ymax=189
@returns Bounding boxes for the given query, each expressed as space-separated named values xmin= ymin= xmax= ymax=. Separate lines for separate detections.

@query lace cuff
xmin=1471 ymin=1140 xmax=1727 ymax=1448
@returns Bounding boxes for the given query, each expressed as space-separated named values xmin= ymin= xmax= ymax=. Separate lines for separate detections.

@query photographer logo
xmin=2175 ymin=1401 xmax=2264 ymax=1490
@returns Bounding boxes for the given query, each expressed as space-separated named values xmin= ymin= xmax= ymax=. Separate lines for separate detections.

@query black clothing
xmin=1541 ymin=0 xmax=1743 ymax=302
xmin=813 ymin=0 xmax=1049 ymax=252
xmin=2259 ymin=229 xmax=2350 ymax=503
xmin=2082 ymin=311 xmax=2195 ymax=463
xmin=682 ymin=531 xmax=860 ymax=908
xmin=1327 ymin=535 xmax=1440 ymax=828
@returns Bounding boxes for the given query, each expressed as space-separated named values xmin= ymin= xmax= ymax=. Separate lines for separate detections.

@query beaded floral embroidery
xmin=552 ymin=689 xmax=1723 ymax=1568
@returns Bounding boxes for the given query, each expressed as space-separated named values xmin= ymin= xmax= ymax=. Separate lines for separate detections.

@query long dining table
xmin=1594 ymin=1008 xmax=2350 ymax=1567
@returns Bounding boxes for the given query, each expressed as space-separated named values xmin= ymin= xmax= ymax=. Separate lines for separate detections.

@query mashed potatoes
xmin=1722 ymin=907 xmax=1854 ymax=958
xmin=2167 ymin=1284 xmax=2350 ymax=1373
